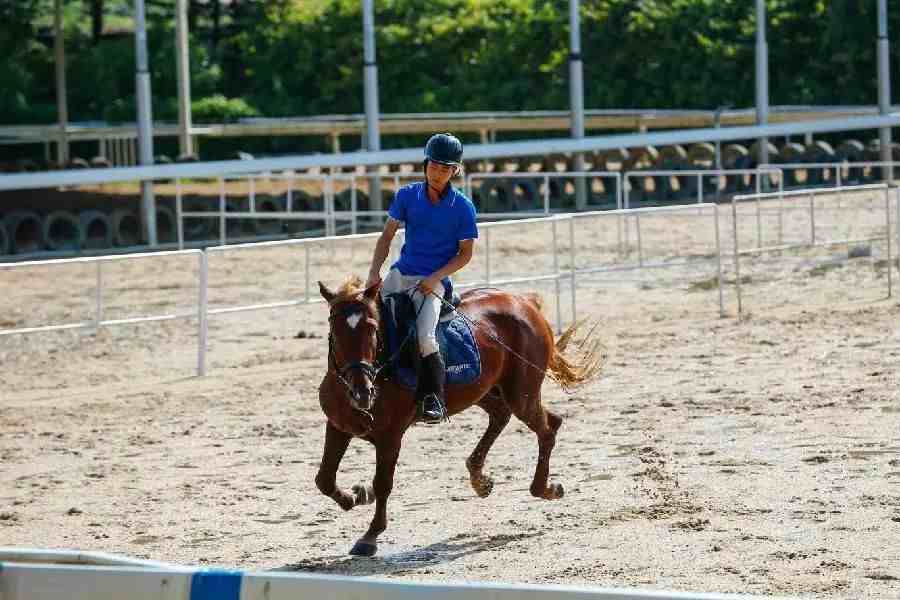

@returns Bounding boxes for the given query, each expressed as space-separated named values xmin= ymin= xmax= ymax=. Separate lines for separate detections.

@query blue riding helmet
xmin=424 ymin=133 xmax=463 ymax=166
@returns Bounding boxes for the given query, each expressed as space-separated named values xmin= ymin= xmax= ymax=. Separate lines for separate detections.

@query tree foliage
xmin=4 ymin=0 xmax=900 ymax=130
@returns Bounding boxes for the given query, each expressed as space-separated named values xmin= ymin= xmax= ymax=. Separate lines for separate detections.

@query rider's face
xmin=426 ymin=161 xmax=457 ymax=188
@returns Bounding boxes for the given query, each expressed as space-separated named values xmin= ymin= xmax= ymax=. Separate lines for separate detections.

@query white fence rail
xmin=3 ymin=112 xmax=900 ymax=191
xmin=0 ymin=548 xmax=786 ymax=600
xmin=4 ymin=185 xmax=899 ymax=374
xmin=167 ymin=169 xmax=761 ymax=250
xmin=729 ymin=184 xmax=895 ymax=316
xmin=0 ymin=249 xmax=204 ymax=333
xmin=0 ymin=205 xmax=725 ymax=376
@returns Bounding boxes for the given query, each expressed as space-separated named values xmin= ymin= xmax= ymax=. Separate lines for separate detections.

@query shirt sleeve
xmin=457 ymin=199 xmax=479 ymax=240
xmin=388 ymin=188 xmax=407 ymax=222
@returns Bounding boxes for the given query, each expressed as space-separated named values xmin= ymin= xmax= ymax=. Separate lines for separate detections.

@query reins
xmin=327 ymin=290 xmax=426 ymax=404
xmin=328 ymin=284 xmax=553 ymax=401
xmin=425 ymin=288 xmax=552 ymax=376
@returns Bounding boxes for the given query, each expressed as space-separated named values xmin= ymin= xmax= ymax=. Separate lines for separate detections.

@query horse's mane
xmin=330 ymin=275 xmax=367 ymax=304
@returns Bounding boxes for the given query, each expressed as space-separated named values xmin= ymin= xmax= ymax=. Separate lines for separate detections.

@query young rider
xmin=365 ymin=133 xmax=478 ymax=424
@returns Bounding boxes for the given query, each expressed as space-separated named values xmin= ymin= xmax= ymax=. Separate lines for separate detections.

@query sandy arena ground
xmin=2 ymin=190 xmax=900 ymax=599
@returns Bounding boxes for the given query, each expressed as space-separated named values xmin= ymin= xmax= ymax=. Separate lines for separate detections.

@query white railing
xmin=1 ymin=204 xmax=727 ymax=375
xmin=166 ymin=169 xmax=767 ymax=250
xmin=4 ymin=113 xmax=900 ymax=191
xmin=568 ymin=204 xmax=725 ymax=318
xmin=0 ymin=249 xmax=205 ymax=343
xmin=5 ymin=184 xmax=899 ymax=374
xmin=0 ymin=547 xmax=783 ymax=600
xmin=730 ymin=184 xmax=895 ymax=316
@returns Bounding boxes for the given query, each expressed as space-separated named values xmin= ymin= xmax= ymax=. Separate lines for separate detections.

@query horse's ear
xmin=318 ymin=281 xmax=336 ymax=304
xmin=363 ymin=281 xmax=381 ymax=302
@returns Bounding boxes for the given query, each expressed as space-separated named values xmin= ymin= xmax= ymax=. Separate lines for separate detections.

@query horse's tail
xmin=546 ymin=318 xmax=605 ymax=393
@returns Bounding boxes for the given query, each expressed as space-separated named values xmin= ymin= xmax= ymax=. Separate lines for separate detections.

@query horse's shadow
xmin=273 ymin=531 xmax=544 ymax=576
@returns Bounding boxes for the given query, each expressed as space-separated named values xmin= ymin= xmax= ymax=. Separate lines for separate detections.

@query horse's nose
xmin=356 ymin=385 xmax=374 ymax=411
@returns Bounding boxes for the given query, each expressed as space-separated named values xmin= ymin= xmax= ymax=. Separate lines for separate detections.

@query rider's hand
xmin=365 ymin=271 xmax=382 ymax=290
xmin=418 ymin=275 xmax=441 ymax=296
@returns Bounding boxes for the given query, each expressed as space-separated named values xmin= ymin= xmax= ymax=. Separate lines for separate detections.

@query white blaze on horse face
xmin=346 ymin=312 xmax=363 ymax=330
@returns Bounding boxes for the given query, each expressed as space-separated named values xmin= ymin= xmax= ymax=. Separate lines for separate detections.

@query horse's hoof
xmin=352 ymin=483 xmax=375 ymax=505
xmin=471 ymin=475 xmax=494 ymax=498
xmin=547 ymin=482 xmax=565 ymax=500
xmin=349 ymin=540 xmax=377 ymax=557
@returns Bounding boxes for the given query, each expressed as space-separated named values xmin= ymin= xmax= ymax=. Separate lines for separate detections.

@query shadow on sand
xmin=272 ymin=531 xmax=544 ymax=576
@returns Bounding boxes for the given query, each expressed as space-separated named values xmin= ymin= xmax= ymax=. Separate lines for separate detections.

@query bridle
xmin=326 ymin=298 xmax=416 ymax=411
xmin=327 ymin=304 xmax=382 ymax=410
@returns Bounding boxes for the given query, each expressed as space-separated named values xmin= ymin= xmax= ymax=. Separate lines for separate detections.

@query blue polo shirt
xmin=388 ymin=182 xmax=478 ymax=276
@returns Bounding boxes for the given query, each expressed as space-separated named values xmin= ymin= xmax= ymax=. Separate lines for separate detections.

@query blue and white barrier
xmin=0 ymin=548 xmax=790 ymax=600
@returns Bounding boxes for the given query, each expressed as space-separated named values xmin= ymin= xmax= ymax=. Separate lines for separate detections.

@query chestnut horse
xmin=315 ymin=276 xmax=603 ymax=556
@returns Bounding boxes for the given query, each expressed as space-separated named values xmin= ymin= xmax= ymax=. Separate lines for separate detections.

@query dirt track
xmin=2 ymin=191 xmax=900 ymax=599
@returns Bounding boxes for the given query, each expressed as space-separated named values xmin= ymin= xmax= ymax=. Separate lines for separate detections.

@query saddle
xmin=380 ymin=279 xmax=481 ymax=390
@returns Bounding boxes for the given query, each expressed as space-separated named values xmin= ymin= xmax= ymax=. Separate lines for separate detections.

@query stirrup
xmin=418 ymin=393 xmax=447 ymax=425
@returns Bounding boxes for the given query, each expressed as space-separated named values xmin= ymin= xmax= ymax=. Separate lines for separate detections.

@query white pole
xmin=732 ymin=195 xmax=743 ymax=317
xmin=197 ymin=251 xmax=208 ymax=376
xmin=569 ymin=216 xmax=576 ymax=324
xmin=176 ymin=179 xmax=184 ymax=249
xmin=885 ymin=186 xmax=893 ymax=297
xmin=363 ymin=0 xmax=383 ymax=220
xmin=135 ymin=0 xmax=158 ymax=246
xmin=569 ymin=0 xmax=587 ymax=210
xmin=713 ymin=204 xmax=724 ymax=317
xmin=219 ymin=178 xmax=226 ymax=246
xmin=878 ymin=0 xmax=893 ymax=182
xmin=552 ymin=219 xmax=562 ymax=333
xmin=755 ymin=0 xmax=770 ymax=168
xmin=53 ymin=0 xmax=69 ymax=166
xmin=175 ymin=0 xmax=194 ymax=158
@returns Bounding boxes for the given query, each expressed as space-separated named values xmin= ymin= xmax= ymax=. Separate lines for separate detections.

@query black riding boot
xmin=418 ymin=352 xmax=447 ymax=425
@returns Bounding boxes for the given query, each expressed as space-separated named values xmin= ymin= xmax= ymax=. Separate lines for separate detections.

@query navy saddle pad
xmin=382 ymin=285 xmax=481 ymax=390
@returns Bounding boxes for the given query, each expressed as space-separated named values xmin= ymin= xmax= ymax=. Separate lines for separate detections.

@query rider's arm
xmin=366 ymin=217 xmax=401 ymax=287
xmin=428 ymin=239 xmax=475 ymax=283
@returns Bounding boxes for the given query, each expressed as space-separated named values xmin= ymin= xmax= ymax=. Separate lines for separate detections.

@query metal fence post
xmin=543 ymin=174 xmax=550 ymax=215
xmin=286 ymin=175 xmax=294 ymax=212
xmin=197 ymin=250 xmax=208 ymax=376
xmin=777 ymin=174 xmax=784 ymax=245
xmin=175 ymin=178 xmax=184 ymax=250
xmin=552 ymin=218 xmax=561 ymax=333
xmin=218 ymin=178 xmax=226 ymax=246
xmin=755 ymin=170 xmax=762 ymax=248
xmin=569 ymin=216 xmax=576 ymax=324
xmin=886 ymin=186 xmax=893 ymax=298
xmin=732 ymin=195 xmax=743 ymax=318
xmin=714 ymin=204 xmax=724 ymax=317
xmin=351 ymin=182 xmax=358 ymax=235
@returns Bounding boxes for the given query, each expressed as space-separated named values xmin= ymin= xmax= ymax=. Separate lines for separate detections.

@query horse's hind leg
xmin=507 ymin=384 xmax=564 ymax=500
xmin=466 ymin=389 xmax=512 ymax=498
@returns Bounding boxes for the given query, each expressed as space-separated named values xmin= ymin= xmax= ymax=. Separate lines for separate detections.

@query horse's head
xmin=319 ymin=277 xmax=382 ymax=415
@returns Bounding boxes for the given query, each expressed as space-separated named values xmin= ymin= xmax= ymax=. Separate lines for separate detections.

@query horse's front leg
xmin=349 ymin=437 xmax=402 ymax=557
xmin=315 ymin=421 xmax=375 ymax=511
